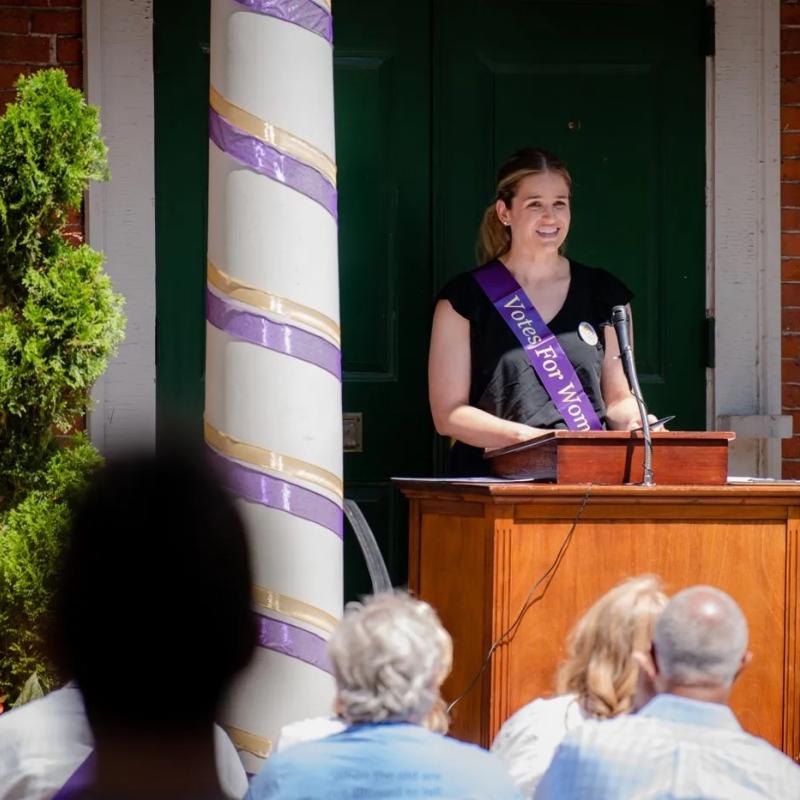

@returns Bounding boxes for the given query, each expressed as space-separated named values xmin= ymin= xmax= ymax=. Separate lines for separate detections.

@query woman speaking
xmin=428 ymin=148 xmax=653 ymax=476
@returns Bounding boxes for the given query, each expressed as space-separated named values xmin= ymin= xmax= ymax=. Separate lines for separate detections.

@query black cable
xmin=446 ymin=484 xmax=593 ymax=715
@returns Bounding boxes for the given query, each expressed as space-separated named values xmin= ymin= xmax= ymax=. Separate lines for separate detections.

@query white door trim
xmin=84 ymin=0 xmax=156 ymax=454
xmin=711 ymin=0 xmax=786 ymax=477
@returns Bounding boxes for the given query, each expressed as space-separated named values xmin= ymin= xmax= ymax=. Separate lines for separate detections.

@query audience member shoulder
xmin=0 ymin=685 xmax=84 ymax=738
xmin=504 ymin=693 xmax=582 ymax=729
xmin=436 ymin=732 xmax=522 ymax=796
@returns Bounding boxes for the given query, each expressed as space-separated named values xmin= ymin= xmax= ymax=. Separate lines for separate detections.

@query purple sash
xmin=52 ymin=751 xmax=95 ymax=800
xmin=473 ymin=261 xmax=602 ymax=432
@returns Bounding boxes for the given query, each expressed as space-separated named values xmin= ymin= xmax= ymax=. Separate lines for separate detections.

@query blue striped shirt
xmin=534 ymin=694 xmax=800 ymax=799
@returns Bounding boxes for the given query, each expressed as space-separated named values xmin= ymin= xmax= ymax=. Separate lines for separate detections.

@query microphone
xmin=611 ymin=305 xmax=654 ymax=486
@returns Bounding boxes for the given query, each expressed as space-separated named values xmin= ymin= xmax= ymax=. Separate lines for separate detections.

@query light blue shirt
xmin=245 ymin=721 xmax=521 ymax=800
xmin=534 ymin=694 xmax=800 ymax=799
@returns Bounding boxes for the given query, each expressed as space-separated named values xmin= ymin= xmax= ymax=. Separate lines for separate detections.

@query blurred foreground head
xmin=54 ymin=445 xmax=256 ymax=734
xmin=329 ymin=591 xmax=453 ymax=733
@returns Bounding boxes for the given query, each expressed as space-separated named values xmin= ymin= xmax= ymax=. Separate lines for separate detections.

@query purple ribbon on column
xmin=473 ymin=261 xmax=602 ymax=432
xmin=206 ymin=289 xmax=341 ymax=380
xmin=255 ymin=612 xmax=333 ymax=674
xmin=209 ymin=109 xmax=338 ymax=220
xmin=231 ymin=0 xmax=333 ymax=43
xmin=207 ymin=446 xmax=343 ymax=539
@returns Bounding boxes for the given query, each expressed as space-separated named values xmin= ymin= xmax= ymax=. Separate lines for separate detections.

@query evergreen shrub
xmin=0 ymin=70 xmax=125 ymax=704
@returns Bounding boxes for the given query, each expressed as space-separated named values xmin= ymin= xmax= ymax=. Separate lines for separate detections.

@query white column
xmin=205 ymin=0 xmax=342 ymax=773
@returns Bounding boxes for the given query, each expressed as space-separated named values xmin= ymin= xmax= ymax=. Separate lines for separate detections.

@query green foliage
xmin=0 ymin=440 xmax=102 ymax=698
xmin=0 ymin=69 xmax=108 ymax=289
xmin=14 ymin=672 xmax=44 ymax=706
xmin=0 ymin=70 xmax=125 ymax=704
xmin=0 ymin=239 xmax=125 ymax=430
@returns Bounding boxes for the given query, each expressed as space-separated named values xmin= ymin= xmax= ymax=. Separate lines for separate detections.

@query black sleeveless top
xmin=436 ymin=259 xmax=633 ymax=476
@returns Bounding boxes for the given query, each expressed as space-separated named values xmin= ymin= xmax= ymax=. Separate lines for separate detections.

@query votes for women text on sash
xmin=473 ymin=261 xmax=602 ymax=432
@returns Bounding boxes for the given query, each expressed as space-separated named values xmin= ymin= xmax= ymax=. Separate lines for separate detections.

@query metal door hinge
xmin=343 ymin=412 xmax=363 ymax=453
xmin=705 ymin=313 xmax=715 ymax=368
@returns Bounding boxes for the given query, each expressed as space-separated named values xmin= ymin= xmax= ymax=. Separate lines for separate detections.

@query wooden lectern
xmin=396 ymin=432 xmax=800 ymax=761
xmin=487 ymin=430 xmax=734 ymax=485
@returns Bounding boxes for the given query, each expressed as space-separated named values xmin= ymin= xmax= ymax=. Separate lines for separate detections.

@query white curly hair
xmin=328 ymin=591 xmax=453 ymax=730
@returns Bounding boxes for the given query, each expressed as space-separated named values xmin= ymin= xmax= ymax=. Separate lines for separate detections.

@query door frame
xmin=84 ymin=0 xmax=786 ymax=476
xmin=710 ymin=0 xmax=787 ymax=477
xmin=84 ymin=0 xmax=156 ymax=454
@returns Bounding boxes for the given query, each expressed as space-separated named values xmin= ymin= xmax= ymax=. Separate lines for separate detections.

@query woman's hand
xmin=619 ymin=413 xmax=668 ymax=432
xmin=483 ymin=422 xmax=548 ymax=452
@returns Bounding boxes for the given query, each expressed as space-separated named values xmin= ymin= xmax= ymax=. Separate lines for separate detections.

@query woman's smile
xmin=536 ymin=225 xmax=561 ymax=240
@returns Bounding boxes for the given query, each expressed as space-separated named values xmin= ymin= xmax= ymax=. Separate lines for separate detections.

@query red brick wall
xmin=0 ymin=0 xmax=83 ymax=239
xmin=783 ymin=1 xmax=800 ymax=477
xmin=0 ymin=0 xmax=82 ymax=114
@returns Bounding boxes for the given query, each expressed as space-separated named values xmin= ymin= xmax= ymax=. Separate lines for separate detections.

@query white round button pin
xmin=578 ymin=321 xmax=599 ymax=346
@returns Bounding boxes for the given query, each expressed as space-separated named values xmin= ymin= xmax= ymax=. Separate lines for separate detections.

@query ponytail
xmin=476 ymin=203 xmax=511 ymax=264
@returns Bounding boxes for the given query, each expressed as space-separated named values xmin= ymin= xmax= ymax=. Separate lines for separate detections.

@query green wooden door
xmin=334 ymin=1 xmax=432 ymax=598
xmin=154 ymin=1 xmax=706 ymax=600
xmin=153 ymin=1 xmax=210 ymax=436
xmin=435 ymin=0 xmax=707 ymax=430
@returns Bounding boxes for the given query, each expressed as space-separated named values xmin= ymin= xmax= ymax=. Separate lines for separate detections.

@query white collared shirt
xmin=0 ymin=684 xmax=249 ymax=800
xmin=491 ymin=693 xmax=590 ymax=798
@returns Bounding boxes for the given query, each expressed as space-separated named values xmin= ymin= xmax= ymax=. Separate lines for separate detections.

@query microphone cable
xmin=446 ymin=483 xmax=593 ymax=716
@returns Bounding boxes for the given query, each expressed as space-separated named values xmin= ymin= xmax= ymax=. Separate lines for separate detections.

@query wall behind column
xmin=783 ymin=0 xmax=800 ymax=476
xmin=0 ymin=0 xmax=83 ymax=243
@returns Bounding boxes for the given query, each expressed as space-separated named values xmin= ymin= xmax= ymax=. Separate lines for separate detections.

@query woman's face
xmin=497 ymin=171 xmax=571 ymax=256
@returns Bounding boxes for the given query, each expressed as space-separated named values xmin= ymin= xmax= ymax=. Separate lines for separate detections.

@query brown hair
xmin=476 ymin=147 xmax=572 ymax=264
xmin=555 ymin=574 xmax=667 ymax=719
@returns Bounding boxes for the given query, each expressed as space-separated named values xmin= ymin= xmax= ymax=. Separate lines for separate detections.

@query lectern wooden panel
xmin=398 ymin=481 xmax=800 ymax=761
xmin=486 ymin=431 xmax=735 ymax=484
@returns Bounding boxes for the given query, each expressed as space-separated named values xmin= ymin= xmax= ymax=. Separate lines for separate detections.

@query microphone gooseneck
xmin=611 ymin=305 xmax=654 ymax=486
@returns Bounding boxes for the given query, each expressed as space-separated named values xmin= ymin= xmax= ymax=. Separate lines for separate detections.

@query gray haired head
xmin=653 ymin=585 xmax=748 ymax=689
xmin=328 ymin=591 xmax=453 ymax=727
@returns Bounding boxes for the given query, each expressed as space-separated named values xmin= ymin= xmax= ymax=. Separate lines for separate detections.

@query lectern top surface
xmin=392 ymin=478 xmax=800 ymax=504
xmin=484 ymin=430 xmax=736 ymax=459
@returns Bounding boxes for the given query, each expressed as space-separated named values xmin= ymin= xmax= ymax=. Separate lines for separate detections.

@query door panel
xmin=435 ymin=0 xmax=706 ymax=431
xmin=335 ymin=55 xmax=396 ymax=378
xmin=334 ymin=1 xmax=432 ymax=597
xmin=153 ymin=1 xmax=210 ymax=434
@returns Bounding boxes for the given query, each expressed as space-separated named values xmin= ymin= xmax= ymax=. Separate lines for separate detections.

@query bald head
xmin=653 ymin=586 xmax=748 ymax=689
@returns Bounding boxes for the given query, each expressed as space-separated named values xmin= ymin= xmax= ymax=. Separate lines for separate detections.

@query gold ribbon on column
xmin=207 ymin=261 xmax=341 ymax=347
xmin=204 ymin=420 xmax=344 ymax=499
xmin=222 ymin=724 xmax=273 ymax=759
xmin=253 ymin=585 xmax=339 ymax=636
xmin=210 ymin=86 xmax=336 ymax=185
